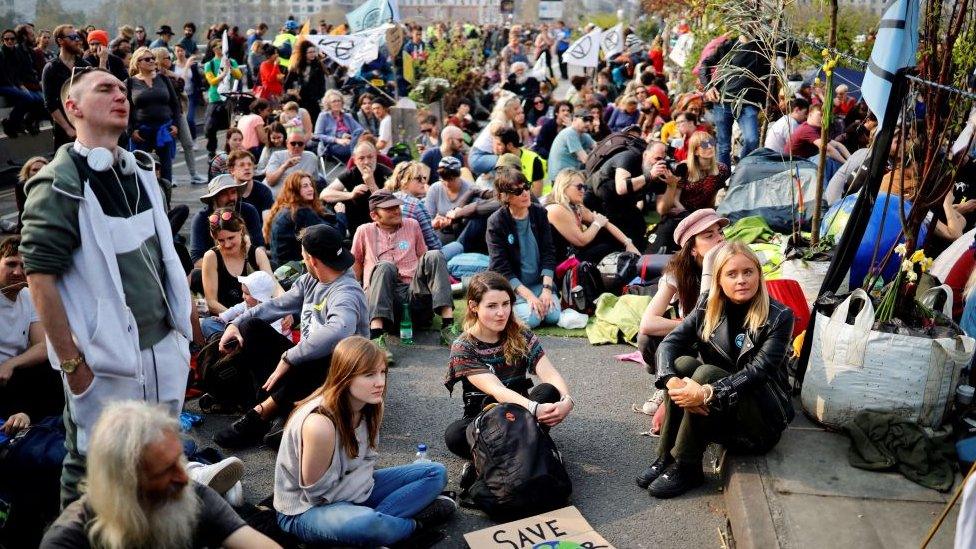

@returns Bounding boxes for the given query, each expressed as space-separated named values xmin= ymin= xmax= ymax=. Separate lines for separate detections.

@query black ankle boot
xmin=647 ymin=461 xmax=705 ymax=499
xmin=636 ymin=454 xmax=673 ymax=488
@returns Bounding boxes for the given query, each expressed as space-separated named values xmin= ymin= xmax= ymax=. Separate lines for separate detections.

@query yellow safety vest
xmin=273 ymin=33 xmax=297 ymax=69
xmin=520 ymin=148 xmax=549 ymax=194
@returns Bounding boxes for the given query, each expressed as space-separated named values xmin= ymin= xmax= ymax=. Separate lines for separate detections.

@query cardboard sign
xmin=464 ymin=506 xmax=616 ymax=549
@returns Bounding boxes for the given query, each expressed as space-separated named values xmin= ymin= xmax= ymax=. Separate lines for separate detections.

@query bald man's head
xmin=441 ymin=126 xmax=465 ymax=154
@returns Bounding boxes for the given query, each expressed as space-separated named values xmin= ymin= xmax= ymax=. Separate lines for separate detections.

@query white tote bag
xmin=802 ymin=289 xmax=974 ymax=429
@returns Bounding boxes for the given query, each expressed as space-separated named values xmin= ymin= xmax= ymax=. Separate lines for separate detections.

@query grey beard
xmin=144 ymin=486 xmax=201 ymax=549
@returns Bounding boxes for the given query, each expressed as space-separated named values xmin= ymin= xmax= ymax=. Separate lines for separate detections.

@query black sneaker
xmin=459 ymin=461 xmax=477 ymax=493
xmin=413 ymin=494 xmax=457 ymax=528
xmin=636 ymin=454 xmax=673 ymax=489
xmin=263 ymin=415 xmax=287 ymax=448
xmin=214 ymin=410 xmax=270 ymax=449
xmin=1 ymin=119 xmax=20 ymax=138
xmin=647 ymin=461 xmax=705 ymax=499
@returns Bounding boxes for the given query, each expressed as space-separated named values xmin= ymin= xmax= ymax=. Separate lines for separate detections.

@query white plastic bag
xmin=802 ymin=289 xmax=974 ymax=429
xmin=557 ymin=309 xmax=588 ymax=330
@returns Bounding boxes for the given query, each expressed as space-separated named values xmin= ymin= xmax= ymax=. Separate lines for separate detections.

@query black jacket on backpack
xmin=487 ymin=204 xmax=557 ymax=286
xmin=698 ymin=38 xmax=775 ymax=109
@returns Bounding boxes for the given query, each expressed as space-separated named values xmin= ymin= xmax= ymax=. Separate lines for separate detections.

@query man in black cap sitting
xmin=213 ymin=224 xmax=369 ymax=449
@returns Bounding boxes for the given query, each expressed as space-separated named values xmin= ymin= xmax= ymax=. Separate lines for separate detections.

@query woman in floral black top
xmin=443 ymin=271 xmax=574 ymax=465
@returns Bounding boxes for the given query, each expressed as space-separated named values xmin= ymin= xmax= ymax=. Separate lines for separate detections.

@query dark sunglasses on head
xmin=67 ymin=65 xmax=97 ymax=91
xmin=288 ymin=141 xmax=305 ymax=147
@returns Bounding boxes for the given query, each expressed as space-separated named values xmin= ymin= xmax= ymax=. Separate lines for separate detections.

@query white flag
xmin=347 ymin=0 xmax=400 ymax=32
xmin=530 ymin=53 xmax=548 ymax=80
xmin=601 ymin=24 xmax=623 ymax=57
xmin=314 ymin=24 xmax=392 ymax=74
xmin=217 ymin=31 xmax=235 ymax=94
xmin=562 ymin=27 xmax=602 ymax=68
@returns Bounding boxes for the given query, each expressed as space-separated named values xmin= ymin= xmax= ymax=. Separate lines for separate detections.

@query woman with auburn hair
xmin=265 ymin=171 xmax=344 ymax=266
xmin=274 ymin=336 xmax=455 ymax=546
xmin=443 ymin=272 xmax=574 ymax=481
xmin=641 ymin=242 xmax=794 ymax=499
xmin=15 ymin=156 xmax=47 ymax=230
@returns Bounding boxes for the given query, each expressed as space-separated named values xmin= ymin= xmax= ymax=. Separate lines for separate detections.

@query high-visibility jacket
xmin=272 ymin=32 xmax=297 ymax=69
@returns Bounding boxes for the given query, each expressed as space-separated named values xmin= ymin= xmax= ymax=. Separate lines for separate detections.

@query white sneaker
xmin=191 ymin=174 xmax=207 ymax=185
xmin=186 ymin=457 xmax=244 ymax=494
xmin=223 ymin=481 xmax=244 ymax=507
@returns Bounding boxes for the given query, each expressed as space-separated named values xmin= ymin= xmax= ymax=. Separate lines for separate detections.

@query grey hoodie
xmin=232 ymin=270 xmax=368 ymax=365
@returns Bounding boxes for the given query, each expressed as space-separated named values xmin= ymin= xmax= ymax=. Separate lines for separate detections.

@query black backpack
xmin=559 ymin=259 xmax=604 ymax=314
xmin=583 ymin=131 xmax=647 ymax=180
xmin=465 ymin=403 xmax=572 ymax=521
xmin=596 ymin=251 xmax=641 ymax=295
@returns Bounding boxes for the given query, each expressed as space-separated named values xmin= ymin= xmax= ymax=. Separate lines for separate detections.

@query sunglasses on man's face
xmin=63 ymin=33 xmax=82 ymax=42
xmin=288 ymin=141 xmax=305 ymax=147
xmin=2 ymin=36 xmax=15 ymax=42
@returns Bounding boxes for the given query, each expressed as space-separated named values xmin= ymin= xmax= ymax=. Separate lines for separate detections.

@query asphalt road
xmin=187 ymin=331 xmax=728 ymax=548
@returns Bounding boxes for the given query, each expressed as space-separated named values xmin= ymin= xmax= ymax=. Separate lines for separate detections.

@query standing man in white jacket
xmin=20 ymin=67 xmax=193 ymax=508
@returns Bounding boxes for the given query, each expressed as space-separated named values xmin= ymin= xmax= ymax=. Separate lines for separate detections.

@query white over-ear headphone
xmin=72 ymin=142 xmax=137 ymax=175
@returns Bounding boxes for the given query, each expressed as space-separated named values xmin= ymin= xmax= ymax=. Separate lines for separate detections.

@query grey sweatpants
xmin=367 ymin=251 xmax=453 ymax=325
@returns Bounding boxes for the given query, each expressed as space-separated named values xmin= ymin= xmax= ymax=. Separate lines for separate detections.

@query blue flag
xmin=346 ymin=0 xmax=401 ymax=33
xmin=861 ymin=0 xmax=920 ymax=129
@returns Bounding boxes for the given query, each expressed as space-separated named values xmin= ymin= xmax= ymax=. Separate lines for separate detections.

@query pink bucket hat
xmin=673 ymin=209 xmax=729 ymax=248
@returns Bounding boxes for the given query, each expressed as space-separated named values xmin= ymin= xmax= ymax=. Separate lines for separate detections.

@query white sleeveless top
xmin=273 ymin=397 xmax=378 ymax=515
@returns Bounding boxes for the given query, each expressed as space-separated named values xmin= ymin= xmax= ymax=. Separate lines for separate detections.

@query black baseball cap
xmin=298 ymin=225 xmax=354 ymax=270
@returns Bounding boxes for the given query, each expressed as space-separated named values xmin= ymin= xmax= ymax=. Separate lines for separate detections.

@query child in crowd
xmin=201 ymin=271 xmax=290 ymax=339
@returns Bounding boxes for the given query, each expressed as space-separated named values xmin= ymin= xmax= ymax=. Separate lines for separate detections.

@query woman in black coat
xmin=486 ymin=167 xmax=561 ymax=328
xmin=639 ymin=241 xmax=794 ymax=499
xmin=284 ymin=41 xmax=327 ymax=123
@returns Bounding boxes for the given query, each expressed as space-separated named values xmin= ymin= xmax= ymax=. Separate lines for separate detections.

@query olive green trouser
xmin=657 ymin=356 xmax=775 ymax=464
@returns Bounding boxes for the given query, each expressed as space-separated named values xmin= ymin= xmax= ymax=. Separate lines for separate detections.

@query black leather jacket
xmin=656 ymin=296 xmax=795 ymax=428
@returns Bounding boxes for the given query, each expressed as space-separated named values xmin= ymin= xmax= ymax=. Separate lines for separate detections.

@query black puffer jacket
xmin=656 ymin=296 xmax=795 ymax=430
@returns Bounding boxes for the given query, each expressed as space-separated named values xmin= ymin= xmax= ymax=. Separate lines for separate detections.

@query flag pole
xmin=795 ymin=67 xmax=910 ymax=384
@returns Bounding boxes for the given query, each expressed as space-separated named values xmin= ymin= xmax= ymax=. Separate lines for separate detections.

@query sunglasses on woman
xmin=699 ymin=141 xmax=715 ymax=149
xmin=573 ymin=183 xmax=586 ymax=191
xmin=139 ymin=56 xmax=156 ymax=63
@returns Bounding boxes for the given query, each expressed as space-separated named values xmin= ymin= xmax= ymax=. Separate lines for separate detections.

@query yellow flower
xmin=920 ymin=257 xmax=934 ymax=272
xmin=822 ymin=48 xmax=830 ymax=58
xmin=910 ymin=249 xmax=926 ymax=263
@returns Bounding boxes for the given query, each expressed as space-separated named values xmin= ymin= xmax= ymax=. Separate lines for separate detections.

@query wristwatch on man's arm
xmin=60 ymin=354 xmax=86 ymax=374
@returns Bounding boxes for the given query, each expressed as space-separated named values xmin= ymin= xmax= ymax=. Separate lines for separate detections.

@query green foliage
xmin=636 ymin=19 xmax=660 ymax=42
xmin=587 ymin=13 xmax=621 ymax=30
xmin=422 ymin=38 xmax=483 ymax=87
xmin=952 ymin=30 xmax=976 ymax=87
xmin=788 ymin=4 xmax=879 ymax=61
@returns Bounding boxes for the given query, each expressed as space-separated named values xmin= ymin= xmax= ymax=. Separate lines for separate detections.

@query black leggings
xmin=238 ymin=317 xmax=330 ymax=413
xmin=444 ymin=382 xmax=561 ymax=459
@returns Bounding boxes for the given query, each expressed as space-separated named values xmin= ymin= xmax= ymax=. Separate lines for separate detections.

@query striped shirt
xmin=395 ymin=192 xmax=441 ymax=250
xmin=445 ymin=329 xmax=545 ymax=417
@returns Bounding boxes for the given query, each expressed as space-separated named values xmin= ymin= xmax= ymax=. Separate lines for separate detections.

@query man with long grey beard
xmin=40 ymin=401 xmax=276 ymax=548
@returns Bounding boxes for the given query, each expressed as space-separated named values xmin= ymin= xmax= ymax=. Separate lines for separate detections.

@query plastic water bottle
xmin=414 ymin=443 xmax=431 ymax=463
xmin=399 ymin=304 xmax=414 ymax=345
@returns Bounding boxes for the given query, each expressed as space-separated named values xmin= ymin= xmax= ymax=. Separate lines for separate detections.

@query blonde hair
xmin=701 ymin=242 xmax=770 ymax=340
xmin=18 ymin=156 xmax=48 ymax=183
xmin=128 ymin=46 xmax=152 ymax=76
xmin=282 ymin=100 xmax=299 ymax=113
xmin=387 ymin=160 xmax=430 ymax=192
xmin=686 ymin=130 xmax=718 ymax=183
xmin=549 ymin=169 xmax=584 ymax=210
xmin=322 ymin=89 xmax=344 ymax=108
xmin=152 ymin=47 xmax=170 ymax=66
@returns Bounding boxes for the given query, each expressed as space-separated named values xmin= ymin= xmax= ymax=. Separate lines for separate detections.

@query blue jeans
xmin=711 ymin=103 xmax=760 ymax=166
xmin=200 ymin=317 xmax=226 ymax=339
xmin=469 ymin=147 xmax=498 ymax=176
xmin=321 ymin=141 xmax=353 ymax=163
xmin=514 ymin=282 xmax=561 ymax=328
xmin=0 ymin=86 xmax=44 ymax=127
xmin=277 ymin=462 xmax=447 ymax=546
